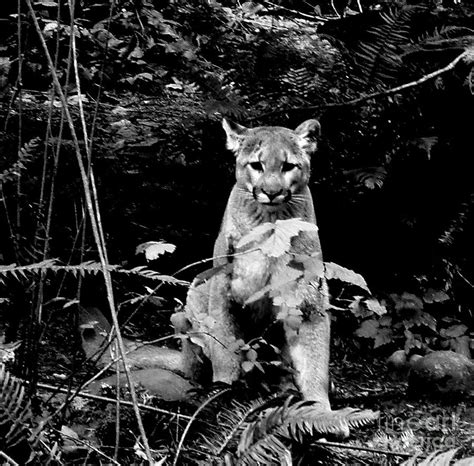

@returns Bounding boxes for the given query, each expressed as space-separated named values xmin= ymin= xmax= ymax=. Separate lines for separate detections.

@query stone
xmin=408 ymin=350 xmax=474 ymax=397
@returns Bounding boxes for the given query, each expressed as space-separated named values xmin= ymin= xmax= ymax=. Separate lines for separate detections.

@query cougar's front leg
xmin=206 ymin=272 xmax=242 ymax=384
xmin=186 ymin=272 xmax=242 ymax=385
xmin=285 ymin=281 xmax=331 ymax=410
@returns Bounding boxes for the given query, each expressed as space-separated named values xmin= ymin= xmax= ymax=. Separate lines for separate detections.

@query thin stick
xmin=251 ymin=50 xmax=470 ymax=122
xmin=173 ymin=388 xmax=231 ymax=466
xmin=37 ymin=382 xmax=193 ymax=420
xmin=54 ymin=428 xmax=121 ymax=465
xmin=312 ymin=440 xmax=414 ymax=458
xmin=262 ymin=0 xmax=327 ymax=22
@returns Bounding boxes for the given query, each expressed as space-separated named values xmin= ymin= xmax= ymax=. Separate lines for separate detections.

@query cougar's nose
xmin=261 ymin=188 xmax=283 ymax=202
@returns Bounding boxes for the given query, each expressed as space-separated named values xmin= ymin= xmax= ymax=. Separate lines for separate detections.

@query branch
xmin=37 ymin=382 xmax=192 ymax=420
xmin=262 ymin=0 xmax=328 ymax=22
xmin=312 ymin=440 xmax=414 ymax=458
xmin=250 ymin=50 xmax=471 ymax=122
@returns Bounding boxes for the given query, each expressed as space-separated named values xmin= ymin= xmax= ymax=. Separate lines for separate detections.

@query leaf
xmin=349 ymin=297 xmax=371 ymax=318
xmin=443 ymin=324 xmax=468 ymax=338
xmin=423 ymin=289 xmax=449 ymax=304
xmin=393 ymin=292 xmax=424 ymax=311
xmin=292 ymin=253 xmax=324 ymax=282
xmin=403 ymin=310 xmax=436 ymax=331
xmin=325 ymin=262 xmax=370 ymax=293
xmin=242 ymin=361 xmax=255 ymax=373
xmin=237 ymin=219 xmax=317 ymax=258
xmin=36 ymin=1 xmax=58 ymax=6
xmin=364 ymin=298 xmax=387 ymax=316
xmin=373 ymin=327 xmax=393 ymax=348
xmin=246 ymin=348 xmax=258 ymax=362
xmin=245 ymin=267 xmax=303 ymax=305
xmin=237 ymin=222 xmax=275 ymax=249
xmin=135 ymin=241 xmax=176 ymax=261
xmin=356 ymin=319 xmax=379 ymax=339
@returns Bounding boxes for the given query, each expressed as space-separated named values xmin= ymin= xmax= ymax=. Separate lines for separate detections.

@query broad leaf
xmin=237 ymin=219 xmax=317 ymax=258
xmin=423 ymin=288 xmax=449 ymax=304
xmin=237 ymin=222 xmax=275 ymax=249
xmin=135 ymin=241 xmax=176 ymax=261
xmin=325 ymin=262 xmax=370 ymax=293
xmin=364 ymin=298 xmax=387 ymax=316
xmin=355 ymin=319 xmax=379 ymax=339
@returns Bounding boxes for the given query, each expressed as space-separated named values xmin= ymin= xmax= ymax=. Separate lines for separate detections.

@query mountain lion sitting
xmin=184 ymin=118 xmax=331 ymax=409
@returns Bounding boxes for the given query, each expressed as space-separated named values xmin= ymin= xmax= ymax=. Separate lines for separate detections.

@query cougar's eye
xmin=249 ymin=162 xmax=264 ymax=172
xmin=281 ymin=162 xmax=297 ymax=172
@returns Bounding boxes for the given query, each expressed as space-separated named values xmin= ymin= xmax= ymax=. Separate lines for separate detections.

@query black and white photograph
xmin=0 ymin=0 xmax=473 ymax=464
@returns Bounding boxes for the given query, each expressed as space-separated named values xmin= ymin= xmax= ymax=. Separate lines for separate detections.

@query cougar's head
xmin=222 ymin=118 xmax=320 ymax=208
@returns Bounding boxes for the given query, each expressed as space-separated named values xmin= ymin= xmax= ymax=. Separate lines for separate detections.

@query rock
xmin=387 ymin=350 xmax=407 ymax=370
xmin=387 ymin=350 xmax=409 ymax=380
xmin=408 ymin=350 xmax=474 ymax=397
xmin=90 ymin=368 xmax=197 ymax=402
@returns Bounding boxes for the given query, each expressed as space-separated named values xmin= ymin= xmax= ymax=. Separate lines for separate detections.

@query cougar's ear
xmin=222 ymin=118 xmax=247 ymax=153
xmin=295 ymin=119 xmax=321 ymax=153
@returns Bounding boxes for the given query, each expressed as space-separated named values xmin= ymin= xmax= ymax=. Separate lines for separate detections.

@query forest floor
xmin=28 ymin=312 xmax=474 ymax=465
xmin=330 ymin=354 xmax=474 ymax=464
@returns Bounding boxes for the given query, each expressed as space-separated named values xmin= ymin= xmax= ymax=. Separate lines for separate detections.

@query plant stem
xmin=25 ymin=1 xmax=153 ymax=462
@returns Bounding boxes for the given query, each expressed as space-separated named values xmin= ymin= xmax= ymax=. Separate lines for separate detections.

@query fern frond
xmin=280 ymin=67 xmax=317 ymax=98
xmin=118 ymin=265 xmax=189 ymax=286
xmin=344 ymin=166 xmax=388 ymax=190
xmin=0 ymin=260 xmax=189 ymax=286
xmin=278 ymin=404 xmax=379 ymax=441
xmin=353 ymin=6 xmax=424 ymax=85
xmin=236 ymin=398 xmax=378 ymax=464
xmin=200 ymin=398 xmax=268 ymax=458
xmin=0 ymin=364 xmax=32 ymax=452
xmin=238 ymin=432 xmax=292 ymax=466
xmin=0 ymin=138 xmax=39 ymax=185
xmin=402 ymin=447 xmax=474 ymax=466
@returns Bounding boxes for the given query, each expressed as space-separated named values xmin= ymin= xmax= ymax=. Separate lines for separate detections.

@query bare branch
xmin=251 ymin=50 xmax=471 ymax=122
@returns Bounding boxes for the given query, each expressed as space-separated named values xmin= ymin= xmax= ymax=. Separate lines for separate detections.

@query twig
xmin=54 ymin=428 xmax=121 ymax=465
xmin=173 ymin=388 xmax=231 ymax=466
xmin=262 ymin=0 xmax=327 ymax=22
xmin=37 ymin=382 xmax=193 ymax=420
xmin=0 ymin=451 xmax=19 ymax=466
xmin=312 ymin=439 xmax=414 ymax=458
xmin=250 ymin=50 xmax=471 ymax=122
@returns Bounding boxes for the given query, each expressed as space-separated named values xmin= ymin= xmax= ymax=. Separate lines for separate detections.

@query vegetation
xmin=0 ymin=0 xmax=473 ymax=464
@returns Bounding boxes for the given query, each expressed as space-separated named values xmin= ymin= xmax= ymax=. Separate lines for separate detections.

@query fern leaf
xmin=0 ymin=364 xmax=32 ymax=453
xmin=199 ymin=398 xmax=269 ymax=459
xmin=413 ymin=449 xmax=474 ymax=466
xmin=353 ymin=6 xmax=424 ymax=85
xmin=281 ymin=67 xmax=317 ymax=98
xmin=0 ymin=139 xmax=39 ymax=185
xmin=238 ymin=433 xmax=291 ymax=466
xmin=0 ymin=260 xmax=189 ymax=286
xmin=236 ymin=399 xmax=378 ymax=464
